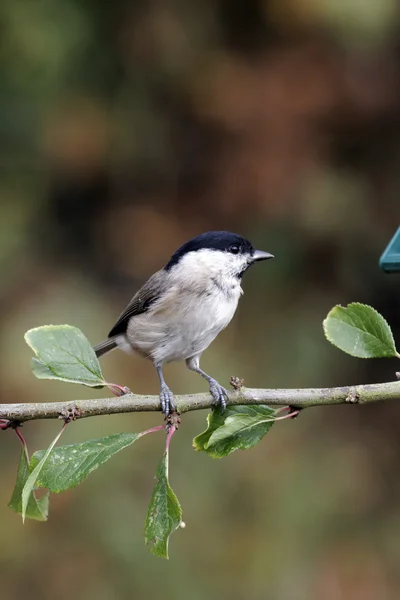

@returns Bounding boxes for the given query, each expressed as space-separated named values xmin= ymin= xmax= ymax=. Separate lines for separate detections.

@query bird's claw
xmin=209 ymin=380 xmax=228 ymax=412
xmin=160 ymin=384 xmax=175 ymax=417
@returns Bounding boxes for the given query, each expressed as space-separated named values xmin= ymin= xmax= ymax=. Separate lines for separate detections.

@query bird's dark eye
xmin=229 ymin=244 xmax=240 ymax=254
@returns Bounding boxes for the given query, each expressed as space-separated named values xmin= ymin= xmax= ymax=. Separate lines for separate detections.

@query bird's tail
xmin=93 ymin=338 xmax=118 ymax=358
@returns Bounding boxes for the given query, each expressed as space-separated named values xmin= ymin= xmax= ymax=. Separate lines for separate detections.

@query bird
xmin=94 ymin=231 xmax=274 ymax=415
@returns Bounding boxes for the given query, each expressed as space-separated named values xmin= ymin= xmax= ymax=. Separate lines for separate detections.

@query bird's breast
xmin=125 ymin=283 xmax=240 ymax=364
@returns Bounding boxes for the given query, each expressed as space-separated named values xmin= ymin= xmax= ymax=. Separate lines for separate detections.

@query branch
xmin=1 ymin=380 xmax=400 ymax=424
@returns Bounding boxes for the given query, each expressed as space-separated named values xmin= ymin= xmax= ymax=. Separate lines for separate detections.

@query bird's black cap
xmin=165 ymin=231 xmax=255 ymax=271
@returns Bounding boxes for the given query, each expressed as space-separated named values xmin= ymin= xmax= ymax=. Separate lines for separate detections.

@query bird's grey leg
xmin=155 ymin=364 xmax=175 ymax=416
xmin=185 ymin=356 xmax=228 ymax=411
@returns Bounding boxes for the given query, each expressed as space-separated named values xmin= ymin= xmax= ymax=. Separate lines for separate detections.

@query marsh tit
xmin=94 ymin=231 xmax=274 ymax=415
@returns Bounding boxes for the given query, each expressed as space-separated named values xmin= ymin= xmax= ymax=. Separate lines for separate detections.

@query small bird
xmin=94 ymin=231 xmax=274 ymax=415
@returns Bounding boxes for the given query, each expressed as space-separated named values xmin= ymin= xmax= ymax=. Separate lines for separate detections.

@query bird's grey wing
xmin=108 ymin=270 xmax=167 ymax=338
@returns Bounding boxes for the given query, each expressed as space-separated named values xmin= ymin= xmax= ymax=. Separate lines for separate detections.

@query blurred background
xmin=0 ymin=0 xmax=400 ymax=598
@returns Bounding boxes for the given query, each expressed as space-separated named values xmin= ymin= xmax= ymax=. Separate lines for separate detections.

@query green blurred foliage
xmin=1 ymin=0 xmax=400 ymax=598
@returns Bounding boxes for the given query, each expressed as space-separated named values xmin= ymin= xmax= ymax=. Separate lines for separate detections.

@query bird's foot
xmin=160 ymin=384 xmax=176 ymax=417
xmin=209 ymin=379 xmax=228 ymax=412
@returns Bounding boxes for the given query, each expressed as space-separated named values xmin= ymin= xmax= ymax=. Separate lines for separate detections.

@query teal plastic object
xmin=380 ymin=227 xmax=400 ymax=273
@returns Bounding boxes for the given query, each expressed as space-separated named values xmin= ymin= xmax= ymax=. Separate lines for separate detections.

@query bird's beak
xmin=251 ymin=250 xmax=274 ymax=262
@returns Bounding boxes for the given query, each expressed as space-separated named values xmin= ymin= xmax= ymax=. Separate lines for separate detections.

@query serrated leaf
xmin=31 ymin=357 xmax=57 ymax=379
xmin=323 ymin=303 xmax=398 ymax=358
xmin=8 ymin=449 xmax=49 ymax=521
xmin=193 ymin=405 xmax=277 ymax=458
xmin=145 ymin=452 xmax=182 ymax=559
xmin=31 ymin=433 xmax=142 ymax=493
xmin=206 ymin=406 xmax=277 ymax=449
xmin=192 ymin=406 xmax=227 ymax=452
xmin=25 ymin=325 xmax=105 ymax=387
xmin=21 ymin=426 xmax=65 ymax=522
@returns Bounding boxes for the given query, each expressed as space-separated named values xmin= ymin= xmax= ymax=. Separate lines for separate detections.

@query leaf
xmin=21 ymin=426 xmax=66 ymax=522
xmin=25 ymin=325 xmax=105 ymax=387
xmin=323 ymin=303 xmax=398 ymax=359
xmin=145 ymin=452 xmax=182 ymax=559
xmin=30 ymin=433 xmax=142 ymax=493
xmin=8 ymin=449 xmax=49 ymax=521
xmin=192 ymin=407 xmax=227 ymax=452
xmin=193 ymin=405 xmax=277 ymax=458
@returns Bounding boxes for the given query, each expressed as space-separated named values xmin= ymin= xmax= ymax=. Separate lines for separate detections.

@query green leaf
xmin=25 ymin=325 xmax=105 ymax=387
xmin=31 ymin=433 xmax=142 ymax=493
xmin=193 ymin=405 xmax=277 ymax=458
xmin=323 ymin=303 xmax=398 ymax=358
xmin=21 ymin=426 xmax=66 ymax=522
xmin=145 ymin=452 xmax=182 ymax=559
xmin=9 ymin=449 xmax=49 ymax=521
xmin=192 ymin=407 xmax=227 ymax=452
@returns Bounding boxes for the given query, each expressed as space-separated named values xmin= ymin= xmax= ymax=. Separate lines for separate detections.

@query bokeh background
xmin=1 ymin=1 xmax=400 ymax=598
